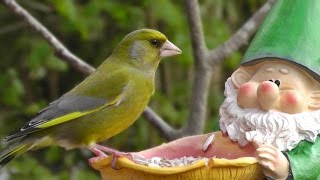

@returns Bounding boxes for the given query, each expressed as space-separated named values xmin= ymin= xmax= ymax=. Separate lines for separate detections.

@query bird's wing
xmin=5 ymin=69 xmax=129 ymax=141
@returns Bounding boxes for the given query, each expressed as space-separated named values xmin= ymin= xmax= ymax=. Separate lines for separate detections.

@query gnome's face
xmin=220 ymin=59 xmax=320 ymax=151
xmin=232 ymin=59 xmax=320 ymax=114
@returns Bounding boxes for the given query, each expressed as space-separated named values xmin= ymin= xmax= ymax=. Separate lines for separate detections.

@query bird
xmin=0 ymin=29 xmax=182 ymax=168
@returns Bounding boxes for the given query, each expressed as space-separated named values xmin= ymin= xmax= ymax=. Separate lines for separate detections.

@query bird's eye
xmin=150 ymin=39 xmax=160 ymax=47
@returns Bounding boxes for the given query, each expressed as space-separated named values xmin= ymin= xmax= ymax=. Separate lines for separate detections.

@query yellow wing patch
xmin=37 ymin=95 xmax=122 ymax=129
xmin=1 ymin=144 xmax=30 ymax=162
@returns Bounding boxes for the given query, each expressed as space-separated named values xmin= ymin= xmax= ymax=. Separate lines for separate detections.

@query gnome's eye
xmin=150 ymin=39 xmax=160 ymax=47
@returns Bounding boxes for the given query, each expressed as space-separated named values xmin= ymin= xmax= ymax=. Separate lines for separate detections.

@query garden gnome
xmin=219 ymin=0 xmax=320 ymax=179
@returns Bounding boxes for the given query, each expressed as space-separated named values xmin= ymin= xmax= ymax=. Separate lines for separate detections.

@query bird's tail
xmin=0 ymin=142 xmax=31 ymax=168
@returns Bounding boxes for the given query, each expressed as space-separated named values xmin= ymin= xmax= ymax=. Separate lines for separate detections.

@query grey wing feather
xmin=34 ymin=95 xmax=106 ymax=123
xmin=5 ymin=95 xmax=107 ymax=141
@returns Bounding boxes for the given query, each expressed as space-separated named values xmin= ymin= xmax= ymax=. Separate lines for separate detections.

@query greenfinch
xmin=0 ymin=29 xmax=181 ymax=168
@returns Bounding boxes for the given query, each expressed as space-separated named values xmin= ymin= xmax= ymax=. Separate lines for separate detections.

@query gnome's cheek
xmin=280 ymin=90 xmax=305 ymax=113
xmin=237 ymin=82 xmax=259 ymax=108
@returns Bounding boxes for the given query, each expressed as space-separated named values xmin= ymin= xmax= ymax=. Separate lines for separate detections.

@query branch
xmin=184 ymin=0 xmax=207 ymax=66
xmin=2 ymin=0 xmax=175 ymax=137
xmin=182 ymin=0 xmax=212 ymax=136
xmin=207 ymin=0 xmax=275 ymax=65
xmin=181 ymin=0 xmax=274 ymax=136
xmin=142 ymin=107 xmax=180 ymax=141
xmin=2 ymin=0 xmax=95 ymax=75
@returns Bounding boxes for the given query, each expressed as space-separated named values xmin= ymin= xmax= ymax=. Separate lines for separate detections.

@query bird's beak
xmin=160 ymin=40 xmax=182 ymax=58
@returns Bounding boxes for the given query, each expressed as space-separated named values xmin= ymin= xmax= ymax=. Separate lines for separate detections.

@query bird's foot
xmin=89 ymin=144 xmax=132 ymax=170
xmin=88 ymin=147 xmax=108 ymax=165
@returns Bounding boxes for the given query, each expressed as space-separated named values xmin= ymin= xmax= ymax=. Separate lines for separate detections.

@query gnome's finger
xmin=256 ymin=147 xmax=277 ymax=157
xmin=259 ymin=143 xmax=278 ymax=150
xmin=252 ymin=138 xmax=263 ymax=148
xmin=256 ymin=152 xmax=276 ymax=162
xmin=258 ymin=159 xmax=276 ymax=172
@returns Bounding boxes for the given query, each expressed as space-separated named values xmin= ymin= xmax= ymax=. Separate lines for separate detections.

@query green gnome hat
xmin=242 ymin=0 xmax=320 ymax=81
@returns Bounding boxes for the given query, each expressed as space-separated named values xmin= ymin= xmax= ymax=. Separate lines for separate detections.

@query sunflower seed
xmin=202 ymin=133 xmax=215 ymax=152
xmin=132 ymin=155 xmax=208 ymax=167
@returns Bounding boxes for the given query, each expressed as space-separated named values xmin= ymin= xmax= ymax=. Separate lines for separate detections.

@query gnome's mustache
xmin=219 ymin=78 xmax=320 ymax=151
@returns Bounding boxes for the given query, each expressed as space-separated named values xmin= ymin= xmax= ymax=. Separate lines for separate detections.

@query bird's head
xmin=112 ymin=29 xmax=182 ymax=72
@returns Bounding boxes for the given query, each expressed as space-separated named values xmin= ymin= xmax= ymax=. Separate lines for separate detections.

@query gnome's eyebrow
xmin=279 ymin=68 xmax=289 ymax=74
xmin=265 ymin=68 xmax=274 ymax=72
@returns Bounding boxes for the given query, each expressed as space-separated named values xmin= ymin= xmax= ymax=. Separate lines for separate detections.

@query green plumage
xmin=0 ymin=29 xmax=181 ymax=167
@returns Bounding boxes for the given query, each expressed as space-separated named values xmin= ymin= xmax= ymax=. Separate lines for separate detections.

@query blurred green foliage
xmin=0 ymin=0 xmax=266 ymax=179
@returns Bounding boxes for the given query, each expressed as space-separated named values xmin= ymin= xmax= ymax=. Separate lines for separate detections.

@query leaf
xmin=27 ymin=40 xmax=51 ymax=70
xmin=48 ymin=0 xmax=89 ymax=38
xmin=46 ymin=56 xmax=68 ymax=71
xmin=149 ymin=0 xmax=184 ymax=28
xmin=0 ymin=69 xmax=24 ymax=107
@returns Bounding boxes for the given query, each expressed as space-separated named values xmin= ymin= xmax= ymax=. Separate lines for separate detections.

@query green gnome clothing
xmin=285 ymin=137 xmax=320 ymax=179
xmin=240 ymin=0 xmax=320 ymax=179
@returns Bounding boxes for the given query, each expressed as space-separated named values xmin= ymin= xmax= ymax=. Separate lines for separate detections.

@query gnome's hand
xmin=254 ymin=141 xmax=289 ymax=180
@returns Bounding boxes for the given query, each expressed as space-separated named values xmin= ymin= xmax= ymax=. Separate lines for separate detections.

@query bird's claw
xmin=88 ymin=147 xmax=108 ymax=165
xmin=89 ymin=144 xmax=132 ymax=170
xmin=109 ymin=151 xmax=132 ymax=170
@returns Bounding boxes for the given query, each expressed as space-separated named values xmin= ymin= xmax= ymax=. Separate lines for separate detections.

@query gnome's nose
xmin=257 ymin=81 xmax=279 ymax=111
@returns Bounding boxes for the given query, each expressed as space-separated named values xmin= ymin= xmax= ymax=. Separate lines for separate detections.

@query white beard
xmin=219 ymin=78 xmax=320 ymax=151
